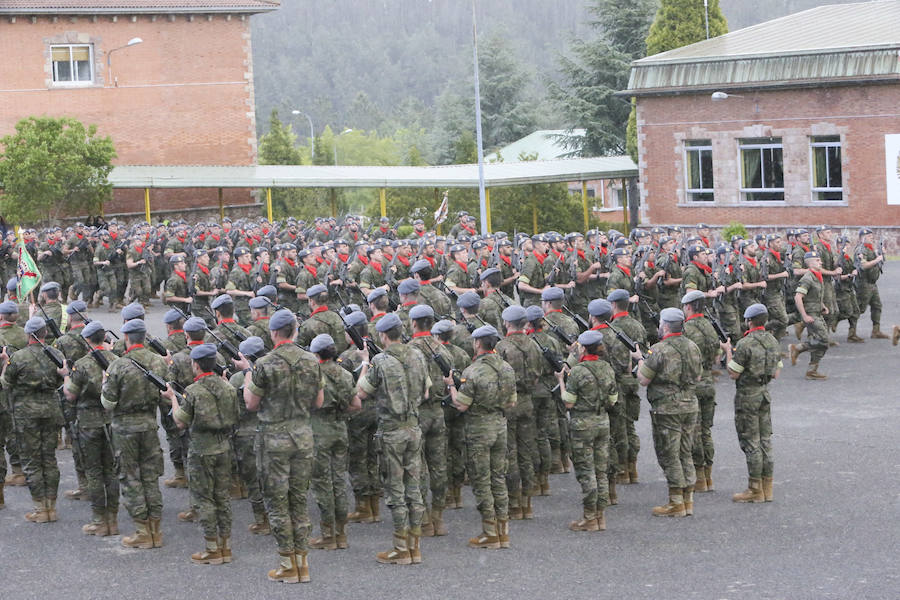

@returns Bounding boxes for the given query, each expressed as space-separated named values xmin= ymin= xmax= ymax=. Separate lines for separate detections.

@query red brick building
xmin=0 ymin=0 xmax=278 ymax=217
xmin=625 ymin=1 xmax=900 ymax=244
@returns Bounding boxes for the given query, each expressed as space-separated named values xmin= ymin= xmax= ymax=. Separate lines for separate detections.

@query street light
xmin=107 ymin=37 xmax=142 ymax=87
xmin=291 ymin=109 xmax=315 ymax=162
xmin=711 ymin=91 xmax=743 ymax=101
xmin=333 ymin=128 xmax=353 ymax=165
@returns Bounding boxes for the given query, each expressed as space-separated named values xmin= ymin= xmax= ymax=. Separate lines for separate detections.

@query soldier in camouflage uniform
xmin=308 ymin=334 xmax=357 ymax=551
xmin=273 ymin=243 xmax=300 ymax=314
xmin=167 ymin=343 xmax=239 ymax=565
xmin=853 ymin=228 xmax=888 ymax=339
xmin=762 ymin=235 xmax=790 ymax=341
xmin=655 ymin=236 xmax=684 ymax=310
xmin=237 ymin=309 xmax=322 ymax=583
xmin=525 ymin=305 xmax=564 ymax=489
xmin=478 ymin=268 xmax=512 ymax=334
xmin=293 ymin=249 xmax=321 ymax=321
xmin=36 ymin=281 xmax=67 ymax=342
xmin=297 ymin=284 xmax=349 ymax=354
xmin=432 ymin=319 xmax=470 ymax=508
xmin=101 ymin=319 xmax=168 ymax=548
xmin=355 ymin=313 xmax=429 ymax=565
xmin=1 ymin=317 xmax=66 ymax=523
xmin=541 ymin=286 xmax=579 ymax=343
xmin=496 ymin=305 xmax=541 ymax=520
xmin=737 ymin=240 xmax=767 ymax=325
xmin=125 ymin=238 xmax=153 ymax=306
xmin=637 ymin=308 xmax=702 ymax=518
xmin=813 ymin=226 xmax=841 ymax=334
xmin=63 ymin=320 xmax=119 ymax=536
xmin=834 ymin=236 xmax=863 ymax=343
xmin=94 ymin=231 xmax=121 ymax=311
xmin=411 ymin=259 xmax=452 ymax=319
xmin=247 ymin=295 xmax=274 ymax=351
xmin=789 ymin=252 xmax=831 ymax=379
xmin=225 ymin=247 xmax=255 ymax=326
xmin=0 ymin=301 xmax=27 ymax=495
xmin=557 ymin=329 xmax=618 ymax=532
xmin=190 ymin=249 xmax=218 ymax=326
xmin=727 ymin=303 xmax=782 ymax=503
xmin=516 ymin=235 xmax=548 ymax=308
xmin=445 ymin=324 xmax=516 ymax=549
xmin=209 ymin=294 xmax=252 ymax=353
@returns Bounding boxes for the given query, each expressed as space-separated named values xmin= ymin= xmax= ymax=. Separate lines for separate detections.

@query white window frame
xmin=739 ymin=138 xmax=784 ymax=202
xmin=684 ymin=140 xmax=714 ymax=202
xmin=51 ymin=44 xmax=94 ymax=86
xmin=810 ymin=136 xmax=843 ymax=202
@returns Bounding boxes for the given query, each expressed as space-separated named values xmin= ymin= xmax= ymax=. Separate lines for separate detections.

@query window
xmin=51 ymin=45 xmax=93 ymax=84
xmin=684 ymin=140 xmax=714 ymax=201
xmin=811 ymin=136 xmax=842 ymax=201
xmin=740 ymin=137 xmax=784 ymax=201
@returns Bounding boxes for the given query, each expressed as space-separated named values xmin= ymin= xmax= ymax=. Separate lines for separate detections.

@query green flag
xmin=17 ymin=237 xmax=41 ymax=300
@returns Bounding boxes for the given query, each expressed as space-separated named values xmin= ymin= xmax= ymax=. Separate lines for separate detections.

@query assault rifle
xmin=542 ymin=317 xmax=575 ymax=347
xmin=531 ymin=332 xmax=566 ymax=392
xmin=603 ymin=320 xmax=638 ymax=354
xmin=562 ymin=306 xmax=589 ymax=332
xmin=36 ymin=303 xmax=63 ymax=340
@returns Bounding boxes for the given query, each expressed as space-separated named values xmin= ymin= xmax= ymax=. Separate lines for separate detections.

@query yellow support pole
xmin=266 ymin=188 xmax=273 ymax=223
xmin=484 ymin=188 xmax=492 ymax=233
xmin=621 ymin=178 xmax=629 ymax=234
xmin=379 ymin=188 xmax=387 ymax=218
xmin=218 ymin=188 xmax=224 ymax=222
xmin=99 ymin=202 xmax=104 ymax=218
xmin=144 ymin=188 xmax=151 ymax=224
xmin=329 ymin=189 xmax=337 ymax=218
xmin=531 ymin=186 xmax=538 ymax=234
xmin=582 ymin=181 xmax=590 ymax=232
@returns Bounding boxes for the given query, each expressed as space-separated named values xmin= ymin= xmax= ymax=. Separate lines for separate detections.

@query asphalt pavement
xmin=1 ymin=272 xmax=898 ymax=600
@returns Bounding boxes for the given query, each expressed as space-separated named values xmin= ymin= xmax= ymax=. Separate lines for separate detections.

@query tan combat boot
xmin=191 ymin=537 xmax=224 ymax=565
xmin=431 ymin=508 xmax=447 ymax=536
xmin=369 ymin=495 xmax=382 ymax=523
xmin=308 ymin=523 xmax=337 ymax=550
xmin=46 ymin=497 xmax=58 ymax=522
xmin=335 ymin=520 xmax=348 ymax=549
xmin=449 ymin=485 xmax=463 ymax=509
xmin=407 ymin=530 xmax=422 ymax=564
xmin=693 ymin=467 xmax=708 ymax=492
xmin=107 ymin=509 xmax=119 ymax=535
xmin=892 ymin=325 xmax=900 ymax=346
xmin=794 ymin=322 xmax=804 ymax=340
xmin=523 ymin=495 xmax=534 ymax=520
xmin=497 ymin=519 xmax=510 ymax=548
xmin=82 ymin=509 xmax=110 ymax=536
xmin=508 ymin=492 xmax=523 ymax=520
xmin=847 ymin=326 xmax=865 ymax=343
xmin=248 ymin=512 xmax=271 ymax=535
xmin=789 ymin=343 xmax=803 ymax=366
xmin=568 ymin=513 xmax=600 ymax=532
xmin=164 ymin=467 xmax=188 ymax=488
xmin=628 ymin=460 xmax=639 ymax=484
xmin=294 ymin=550 xmax=310 ymax=582
xmin=805 ymin=363 xmax=827 ymax=380
xmin=149 ymin=517 xmax=163 ymax=548
xmin=468 ymin=520 xmax=501 ymax=549
xmin=5 ymin=465 xmax=26 ymax=486
xmin=346 ymin=495 xmax=372 ymax=523
xmin=762 ymin=477 xmax=774 ymax=502
xmin=683 ymin=486 xmax=695 ymax=516
xmin=608 ymin=475 xmax=618 ymax=506
xmin=872 ymin=324 xmax=889 ymax=339
xmin=229 ymin=475 xmax=244 ymax=499
xmin=733 ymin=478 xmax=765 ymax=503
xmin=376 ymin=532 xmax=412 ymax=564
xmin=177 ymin=508 xmax=197 ymax=522
xmin=268 ymin=551 xmax=299 ymax=583
xmin=122 ymin=519 xmax=153 ymax=549
xmin=25 ymin=497 xmax=49 ymax=523
xmin=705 ymin=465 xmax=715 ymax=492
xmin=652 ymin=488 xmax=686 ymax=517
xmin=596 ymin=509 xmax=607 ymax=531
xmin=616 ymin=466 xmax=630 ymax=485
xmin=420 ymin=509 xmax=435 ymax=537
xmin=220 ymin=536 xmax=232 ymax=563
xmin=550 ymin=448 xmax=565 ymax=474
xmin=539 ymin=473 xmax=551 ymax=496
xmin=64 ymin=474 xmax=89 ymax=500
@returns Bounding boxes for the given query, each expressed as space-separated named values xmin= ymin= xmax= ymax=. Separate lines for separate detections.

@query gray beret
xmin=588 ymin=299 xmax=613 ymax=318
xmin=0 ymin=300 xmax=18 ymax=314
xmin=189 ymin=343 xmax=218 ymax=361
xmin=121 ymin=319 xmax=147 ymax=334
xmin=310 ymin=333 xmax=335 ymax=354
xmin=457 ymin=291 xmax=480 ymax=310
xmin=239 ymin=336 xmax=265 ymax=358
xmin=409 ymin=304 xmax=434 ymax=320
xmin=525 ymin=305 xmax=544 ymax=322
xmin=501 ymin=305 xmax=527 ymax=322
xmin=431 ymin=319 xmax=455 ymax=336
xmin=169 ymin=254 xmax=185 ymax=264
xmin=211 ymin=294 xmax=233 ymax=310
xmin=479 ymin=267 xmax=500 ymax=281
xmin=307 ymin=284 xmax=327 ymax=298
xmin=6 ymin=277 xmax=17 ymax=293
xmin=410 ymin=259 xmax=431 ymax=274
xmin=81 ymin=320 xmax=105 ymax=339
xmin=24 ymin=316 xmax=46 ymax=334
xmin=163 ymin=309 xmax=184 ymax=324
xmin=606 ymin=288 xmax=630 ymax=303
xmin=397 ymin=279 xmax=420 ymax=295
xmin=256 ymin=285 xmax=277 ymax=298
xmin=249 ymin=296 xmax=270 ymax=310
xmin=366 ymin=288 xmax=387 ymax=303
xmin=541 ymin=286 xmax=564 ymax=301
xmin=269 ymin=309 xmax=296 ymax=331
xmin=40 ymin=282 xmax=61 ymax=293
xmin=743 ymin=303 xmax=768 ymax=319
xmin=184 ymin=317 xmax=207 ymax=332
xmin=472 ymin=324 xmax=499 ymax=339
xmin=660 ymin=307 xmax=685 ymax=323
xmin=578 ymin=330 xmax=604 ymax=346
xmin=342 ymin=310 xmax=367 ymax=328
xmin=121 ymin=302 xmax=145 ymax=320
xmin=375 ymin=312 xmax=402 ymax=333
xmin=681 ymin=290 xmax=706 ymax=305
xmin=804 ymin=251 xmax=820 ymax=260
xmin=66 ymin=300 xmax=88 ymax=315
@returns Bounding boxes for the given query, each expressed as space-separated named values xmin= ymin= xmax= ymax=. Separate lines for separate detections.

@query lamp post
xmin=107 ymin=37 xmax=142 ymax=87
xmin=291 ymin=109 xmax=315 ymax=162
xmin=333 ymin=128 xmax=353 ymax=165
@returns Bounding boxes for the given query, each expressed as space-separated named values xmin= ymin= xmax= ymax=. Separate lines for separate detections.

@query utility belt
xmin=379 ymin=417 xmax=417 ymax=432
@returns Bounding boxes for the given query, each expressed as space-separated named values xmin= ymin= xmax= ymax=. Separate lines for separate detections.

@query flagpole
xmin=472 ymin=0 xmax=488 ymax=236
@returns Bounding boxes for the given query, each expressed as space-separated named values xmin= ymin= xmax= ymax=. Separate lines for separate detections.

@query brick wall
xmin=635 ymin=84 xmax=900 ymax=228
xmin=0 ymin=13 xmax=259 ymax=215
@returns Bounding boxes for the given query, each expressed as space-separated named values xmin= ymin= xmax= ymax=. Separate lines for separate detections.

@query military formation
xmin=0 ymin=212 xmax=895 ymax=583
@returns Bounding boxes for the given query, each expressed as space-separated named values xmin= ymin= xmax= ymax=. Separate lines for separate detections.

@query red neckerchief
xmin=661 ymin=332 xmax=682 ymax=340
xmin=801 ymin=244 xmax=810 ymax=252
xmin=380 ymin=226 xmax=389 ymax=234
xmin=415 ymin=229 xmax=425 ymax=237
xmin=261 ymin=263 xmax=270 ymax=274
xmin=197 ymin=264 xmax=210 ymax=275
xmin=238 ymin=262 xmax=251 ymax=274
xmin=135 ymin=242 xmax=144 ymax=253
xmin=253 ymin=235 xmax=262 ymax=243
xmin=692 ymin=260 xmax=712 ymax=274
xmin=28 ymin=339 xmax=42 ymax=345
xmin=76 ymin=233 xmax=84 ymax=240
xmin=69 ymin=323 xmax=85 ymax=330
xmin=93 ymin=345 xmax=105 ymax=351
xmin=219 ymin=318 xmax=236 ymax=325
xmin=397 ymin=255 xmax=410 ymax=267
xmin=844 ymin=254 xmax=851 ymax=261
xmin=685 ymin=313 xmax=704 ymax=322
xmin=412 ymin=332 xmax=431 ymax=338
xmin=819 ymin=241 xmax=831 ymax=252
xmin=174 ymin=270 xmax=187 ymax=282
xmin=700 ymin=236 xmax=710 ymax=247
xmin=864 ymin=243 xmax=874 ymax=251
xmin=810 ymin=269 xmax=823 ymax=284
xmin=198 ymin=234 xmax=207 ymax=242
xmin=744 ymin=255 xmax=758 ymax=268
xmin=525 ymin=326 xmax=535 ymax=334
xmin=591 ymin=323 xmax=609 ymax=330
xmin=337 ymin=253 xmax=349 ymax=263
xmin=211 ymin=234 xmax=220 ymax=242
xmin=193 ymin=372 xmax=214 ymax=382
xmin=102 ymin=242 xmax=110 ymax=249
xmin=551 ymin=249 xmax=564 ymax=260
xmin=188 ymin=340 xmax=204 ymax=346
xmin=455 ymin=260 xmax=467 ymax=271
xmin=611 ymin=311 xmax=628 ymax=320
xmin=401 ymin=301 xmax=417 ymax=307
xmin=576 ymin=249 xmax=586 ymax=261
xmin=48 ymin=239 xmax=56 ymax=246
xmin=274 ymin=339 xmax=293 ymax=350
xmin=546 ymin=308 xmax=562 ymax=314
xmin=371 ymin=261 xmax=383 ymax=275
xmin=743 ymin=326 xmax=766 ymax=337
xmin=646 ymin=260 xmax=655 ymax=269
xmin=261 ymin=228 xmax=270 ymax=236
xmin=424 ymin=255 xmax=436 ymax=268
xmin=383 ymin=251 xmax=394 ymax=261
xmin=177 ymin=234 xmax=186 ymax=242
xmin=305 ymin=265 xmax=318 ymax=277
xmin=245 ymin=237 xmax=254 ymax=247
xmin=169 ymin=329 xmax=184 ymax=335
xmin=0 ymin=323 xmax=13 ymax=328
xmin=475 ymin=350 xmax=496 ymax=358
xmin=110 ymin=232 xmax=118 ymax=241
xmin=125 ymin=344 xmax=144 ymax=353
xmin=617 ymin=265 xmax=631 ymax=277
xmin=769 ymin=249 xmax=782 ymax=262
xmin=370 ymin=312 xmax=385 ymax=322
xmin=254 ymin=316 xmax=269 ymax=322
xmin=500 ymin=254 xmax=511 ymax=266
xmin=462 ymin=223 xmax=476 ymax=235
xmin=284 ymin=258 xmax=296 ymax=268
xmin=480 ymin=258 xmax=488 ymax=268
xmin=311 ymin=306 xmax=328 ymax=316
xmin=532 ymin=251 xmax=546 ymax=265
xmin=505 ymin=330 xmax=524 ymax=337
xmin=358 ymin=256 xmax=369 ymax=266
xmin=579 ymin=354 xmax=600 ymax=362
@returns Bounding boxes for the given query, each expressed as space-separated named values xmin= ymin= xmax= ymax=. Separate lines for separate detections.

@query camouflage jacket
xmin=2 ymin=342 xmax=65 ymax=422
xmin=101 ymin=346 xmax=168 ymax=431
xmin=174 ymin=372 xmax=238 ymax=454
xmin=562 ymin=357 xmax=617 ymax=416
xmin=358 ymin=342 xmax=429 ymax=429
xmin=456 ymin=351 xmax=516 ymax=416
xmin=247 ymin=341 xmax=322 ymax=428
xmin=683 ymin=314 xmax=721 ymax=374
xmin=409 ymin=333 xmax=453 ymax=406
xmin=65 ymin=348 xmax=116 ymax=428
xmin=796 ymin=271 xmax=825 ymax=317
xmin=495 ymin=331 xmax=541 ymax=397
xmin=638 ymin=333 xmax=701 ymax=414
xmin=297 ymin=309 xmax=349 ymax=354
xmin=728 ymin=328 xmax=782 ymax=394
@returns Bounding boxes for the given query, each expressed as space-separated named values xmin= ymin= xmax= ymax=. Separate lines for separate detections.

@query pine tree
xmin=646 ymin=0 xmax=728 ymax=56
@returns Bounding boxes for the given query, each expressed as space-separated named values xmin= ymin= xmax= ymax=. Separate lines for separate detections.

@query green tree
xmin=477 ymin=33 xmax=537 ymax=150
xmin=0 ymin=116 xmax=116 ymax=224
xmin=646 ymin=0 xmax=728 ymax=56
xmin=257 ymin=110 xmax=311 ymax=218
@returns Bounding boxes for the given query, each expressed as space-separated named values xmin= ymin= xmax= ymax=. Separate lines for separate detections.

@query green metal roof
xmin=624 ymin=0 xmax=900 ymax=95
xmin=485 ymin=129 xmax=585 ymax=162
xmin=107 ymin=157 xmax=638 ymax=189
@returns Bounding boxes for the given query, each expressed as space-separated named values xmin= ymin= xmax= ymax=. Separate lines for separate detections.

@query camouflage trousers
xmin=311 ymin=417 xmax=349 ymax=526
xmin=734 ymin=389 xmax=773 ymax=479
xmin=347 ymin=406 xmax=379 ymax=498
xmin=257 ymin=426 xmax=313 ymax=554
xmin=719 ymin=302 xmax=741 ymax=340
xmin=464 ymin=413 xmax=508 ymax=522
xmin=70 ymin=262 xmax=94 ymax=298
xmin=234 ymin=433 xmax=265 ymax=519
xmin=17 ymin=417 xmax=61 ymax=500
xmin=764 ymin=294 xmax=789 ymax=339
xmin=532 ymin=391 xmax=554 ymax=476
xmin=443 ymin=405 xmax=466 ymax=489
xmin=505 ymin=397 xmax=536 ymax=507
xmin=569 ymin=413 xmax=610 ymax=518
xmin=114 ymin=428 xmax=164 ymax=520
xmin=691 ymin=376 xmax=716 ymax=468
xmin=608 ymin=397 xmax=627 ymax=475
xmin=621 ymin=377 xmax=641 ymax=463
xmin=97 ymin=269 xmax=119 ymax=306
xmin=856 ymin=283 xmax=882 ymax=325
xmin=160 ymin=409 xmax=186 ymax=471
xmin=650 ymin=411 xmax=698 ymax=489
xmin=822 ymin=278 xmax=839 ymax=330
xmin=80 ymin=426 xmax=119 ymax=514
xmin=189 ymin=450 xmax=233 ymax=539
xmin=836 ymin=287 xmax=860 ymax=325
xmin=799 ymin=316 xmax=829 ymax=364
xmin=378 ymin=425 xmax=425 ymax=535
xmin=0 ymin=410 xmax=9 ymax=482
xmin=128 ymin=271 xmax=152 ymax=303
xmin=418 ymin=404 xmax=447 ymax=511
